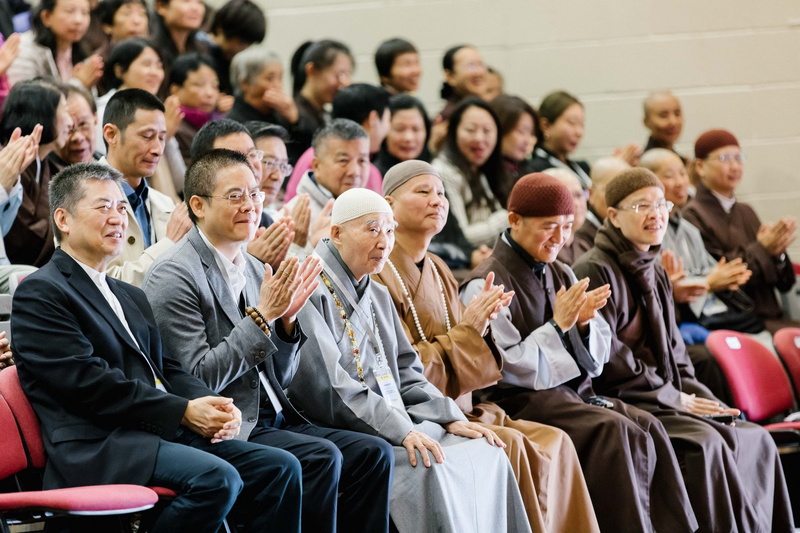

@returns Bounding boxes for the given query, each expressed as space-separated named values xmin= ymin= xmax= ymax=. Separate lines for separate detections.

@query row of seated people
xmin=2 ymin=146 xmax=795 ymax=532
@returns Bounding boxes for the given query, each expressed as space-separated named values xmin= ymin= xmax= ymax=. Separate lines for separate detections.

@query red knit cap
xmin=507 ymin=173 xmax=574 ymax=217
xmin=694 ymin=129 xmax=739 ymax=160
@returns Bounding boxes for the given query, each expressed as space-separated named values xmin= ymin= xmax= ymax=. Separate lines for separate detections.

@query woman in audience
xmin=438 ymin=44 xmax=487 ymax=121
xmin=374 ymin=94 xmax=430 ymax=176
xmin=290 ymin=39 xmax=354 ymax=163
xmin=433 ymin=97 xmax=508 ymax=248
xmin=151 ymin=0 xmax=206 ymax=98
xmin=489 ymin=94 xmax=539 ymax=200
xmin=374 ymin=38 xmax=421 ymax=95
xmin=92 ymin=0 xmax=148 ymax=68
xmin=1 ymin=80 xmax=71 ymax=267
xmin=8 ymin=0 xmax=103 ymax=90
xmin=51 ymin=84 xmax=99 ymax=165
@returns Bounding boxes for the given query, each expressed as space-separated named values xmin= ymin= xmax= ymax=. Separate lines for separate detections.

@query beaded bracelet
xmin=245 ymin=306 xmax=272 ymax=337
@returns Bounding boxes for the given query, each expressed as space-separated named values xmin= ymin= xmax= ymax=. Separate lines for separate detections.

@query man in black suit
xmin=10 ymin=162 xmax=304 ymax=533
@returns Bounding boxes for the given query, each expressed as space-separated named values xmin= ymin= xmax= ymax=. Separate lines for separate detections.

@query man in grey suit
xmin=142 ymin=149 xmax=394 ymax=533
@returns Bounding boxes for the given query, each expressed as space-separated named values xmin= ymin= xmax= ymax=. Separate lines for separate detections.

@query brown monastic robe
xmin=463 ymin=233 xmax=698 ymax=533
xmin=682 ymin=182 xmax=798 ymax=333
xmin=374 ymin=243 xmax=599 ymax=533
xmin=573 ymin=220 xmax=794 ymax=533
xmin=556 ymin=236 xmax=591 ymax=266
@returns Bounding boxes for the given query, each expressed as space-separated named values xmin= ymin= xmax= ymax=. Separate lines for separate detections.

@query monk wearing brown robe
xmin=573 ymin=168 xmax=794 ymax=533
xmin=373 ymin=161 xmax=600 ymax=533
xmin=682 ymin=129 xmax=799 ymax=333
xmin=461 ymin=173 xmax=698 ymax=533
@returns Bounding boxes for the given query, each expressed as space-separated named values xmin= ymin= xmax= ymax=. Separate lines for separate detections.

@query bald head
xmin=588 ymin=157 xmax=631 ymax=217
xmin=640 ymin=148 xmax=678 ymax=174
xmin=643 ymin=90 xmax=683 ymax=147
xmin=640 ymin=148 xmax=690 ymax=207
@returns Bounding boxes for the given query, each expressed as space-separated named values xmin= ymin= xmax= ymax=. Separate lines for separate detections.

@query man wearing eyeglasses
xmin=683 ymin=129 xmax=799 ymax=333
xmin=100 ymin=88 xmax=192 ymax=286
xmin=573 ymin=168 xmax=794 ymax=533
xmin=143 ymin=148 xmax=394 ymax=533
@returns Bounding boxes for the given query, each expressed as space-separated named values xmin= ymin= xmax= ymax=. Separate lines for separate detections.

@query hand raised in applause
xmin=163 ymin=96 xmax=185 ymax=141
xmin=0 ymin=33 xmax=20 ymax=76
xmin=308 ymin=199 xmax=335 ymax=248
xmin=0 ymin=125 xmax=42 ymax=193
xmin=551 ymin=278 xmax=589 ymax=333
xmin=402 ymin=429 xmax=445 ymax=467
xmin=0 ymin=331 xmax=13 ymax=369
xmin=281 ymin=255 xmax=322 ymax=326
xmin=247 ymin=218 xmax=294 ymax=269
xmin=72 ymin=54 xmax=104 ymax=90
xmin=285 ymin=194 xmax=311 ymax=248
xmin=706 ymin=257 xmax=751 ymax=292
xmin=758 ymin=217 xmax=798 ymax=257
xmin=461 ymin=272 xmax=513 ymax=336
xmin=577 ymin=283 xmax=611 ymax=329
xmin=182 ymin=396 xmax=241 ymax=442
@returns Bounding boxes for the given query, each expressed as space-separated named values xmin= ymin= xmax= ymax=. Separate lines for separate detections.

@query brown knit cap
xmin=507 ymin=173 xmax=574 ymax=217
xmin=605 ymin=168 xmax=664 ymax=208
xmin=694 ymin=129 xmax=739 ymax=160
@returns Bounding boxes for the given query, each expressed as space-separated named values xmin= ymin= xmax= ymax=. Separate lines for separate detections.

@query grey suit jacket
xmin=142 ymin=225 xmax=305 ymax=439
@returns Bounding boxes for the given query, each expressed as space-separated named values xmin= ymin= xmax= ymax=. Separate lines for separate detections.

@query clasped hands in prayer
xmin=552 ymin=278 xmax=611 ymax=335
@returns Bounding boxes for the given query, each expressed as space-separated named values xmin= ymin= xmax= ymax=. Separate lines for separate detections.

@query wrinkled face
xmin=55 ymin=92 xmax=96 ymax=163
xmin=242 ymin=62 xmax=282 ymax=111
xmin=652 ymin=152 xmax=690 ymax=208
xmin=54 ymin=95 xmax=74 ymax=150
xmin=119 ymin=46 xmax=164 ymax=94
xmin=510 ymin=214 xmax=574 ymax=263
xmin=386 ymin=108 xmax=426 ymax=161
xmin=156 ymin=0 xmax=204 ymax=31
xmin=644 ymin=94 xmax=683 ymax=146
xmin=42 ymin=0 xmax=90 ymax=45
xmin=57 ymin=179 xmax=128 ymax=267
xmin=456 ymin=106 xmax=497 ymax=168
xmin=332 ymin=212 xmax=395 ymax=280
xmin=386 ymin=52 xmax=421 ymax=93
xmin=308 ymin=53 xmax=353 ymax=105
xmin=212 ymin=132 xmax=263 ymax=180
xmin=560 ymin=175 xmax=588 ymax=231
xmin=608 ymin=186 xmax=669 ymax=251
xmin=312 ymin=137 xmax=370 ymax=197
xmin=387 ymin=174 xmax=448 ymax=237
xmin=445 ymin=47 xmax=486 ymax=98
xmin=105 ymin=1 xmax=148 ymax=42
xmin=695 ymin=145 xmax=743 ymax=198
xmin=192 ymin=163 xmax=261 ymax=246
xmin=254 ymin=135 xmax=288 ymax=206
xmin=501 ymin=112 xmax=534 ymax=163
xmin=543 ymin=103 xmax=584 ymax=156
xmin=171 ymin=64 xmax=219 ymax=113
xmin=106 ymin=108 xmax=166 ymax=179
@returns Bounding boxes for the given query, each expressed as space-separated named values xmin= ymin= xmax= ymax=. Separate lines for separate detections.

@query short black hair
xmin=374 ymin=38 xmax=417 ymax=81
xmin=184 ymin=148 xmax=253 ymax=223
xmin=290 ymin=39 xmax=353 ymax=96
xmin=440 ymin=44 xmax=471 ymax=100
xmin=97 ymin=0 xmax=148 ymax=26
xmin=168 ymin=52 xmax=218 ymax=89
xmin=0 ymin=79 xmax=65 ymax=145
xmin=190 ymin=119 xmax=250 ymax=159
xmin=103 ymin=88 xmax=165 ymax=149
xmin=244 ymin=121 xmax=289 ymax=143
xmin=210 ymin=0 xmax=266 ymax=45
xmin=332 ymin=83 xmax=389 ymax=126
xmin=102 ymin=37 xmax=161 ymax=90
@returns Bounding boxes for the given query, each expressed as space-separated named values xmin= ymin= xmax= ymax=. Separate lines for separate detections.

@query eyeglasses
xmin=708 ymin=153 xmax=745 ymax=163
xmin=68 ymin=119 xmax=95 ymax=137
xmin=617 ymin=201 xmax=674 ymax=214
xmin=262 ymin=159 xmax=293 ymax=177
xmin=246 ymin=150 xmax=264 ymax=165
xmin=199 ymin=191 xmax=266 ymax=207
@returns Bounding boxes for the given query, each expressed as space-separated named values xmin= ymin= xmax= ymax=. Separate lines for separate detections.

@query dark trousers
xmin=249 ymin=421 xmax=394 ymax=533
xmin=147 ymin=429 xmax=302 ymax=533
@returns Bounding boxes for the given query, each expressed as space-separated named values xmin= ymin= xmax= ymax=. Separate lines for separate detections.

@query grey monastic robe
xmin=288 ymin=240 xmax=531 ymax=533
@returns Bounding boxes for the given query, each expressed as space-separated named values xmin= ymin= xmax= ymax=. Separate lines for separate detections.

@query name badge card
xmin=375 ymin=368 xmax=405 ymax=412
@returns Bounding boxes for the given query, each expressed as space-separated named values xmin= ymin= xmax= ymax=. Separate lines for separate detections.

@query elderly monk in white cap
xmin=287 ymin=188 xmax=531 ymax=533
xmin=374 ymin=160 xmax=600 ymax=533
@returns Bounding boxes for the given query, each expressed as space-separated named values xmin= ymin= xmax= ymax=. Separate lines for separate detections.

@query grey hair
xmin=590 ymin=157 xmax=631 ymax=187
xmin=639 ymin=148 xmax=681 ymax=173
xmin=230 ymin=47 xmax=282 ymax=98
xmin=50 ymin=162 xmax=124 ymax=242
xmin=311 ymin=118 xmax=367 ymax=155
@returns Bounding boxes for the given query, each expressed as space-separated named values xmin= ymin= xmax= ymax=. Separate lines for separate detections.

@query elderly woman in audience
xmin=8 ymin=0 xmax=103 ymax=90
xmin=1 ymin=80 xmax=72 ymax=267
xmin=432 ymin=97 xmax=508 ymax=248
xmin=642 ymin=90 xmax=685 ymax=160
xmin=683 ymin=129 xmax=800 ymax=334
xmin=374 ymin=38 xmax=421 ymax=95
xmin=489 ymin=94 xmax=539 ymax=202
xmin=289 ymin=187 xmax=531 ymax=533
xmin=51 ymin=84 xmax=99 ymax=165
xmin=227 ymin=48 xmax=310 ymax=165
xmin=375 ymin=160 xmax=600 ymax=533
xmin=290 ymin=39 xmax=354 ymax=163
xmin=374 ymin=94 xmax=431 ymax=176
xmin=151 ymin=0 xmax=206 ymax=98
xmin=573 ymin=168 xmax=794 ymax=533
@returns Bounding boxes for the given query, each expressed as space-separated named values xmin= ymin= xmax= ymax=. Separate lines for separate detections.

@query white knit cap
xmin=331 ymin=188 xmax=393 ymax=226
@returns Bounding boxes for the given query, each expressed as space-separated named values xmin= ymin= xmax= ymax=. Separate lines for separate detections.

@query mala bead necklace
xmin=320 ymin=272 xmax=366 ymax=385
xmin=386 ymin=257 xmax=451 ymax=343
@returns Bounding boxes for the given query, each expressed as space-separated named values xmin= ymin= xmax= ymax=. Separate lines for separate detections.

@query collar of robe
xmin=504 ymin=228 xmax=547 ymax=276
xmin=324 ymin=239 xmax=370 ymax=299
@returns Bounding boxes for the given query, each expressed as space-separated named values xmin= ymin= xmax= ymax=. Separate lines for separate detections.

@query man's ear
xmin=53 ymin=207 xmax=70 ymax=237
xmin=508 ymin=211 xmax=520 ymax=230
xmin=188 ymin=196 xmax=206 ymax=222
xmin=330 ymin=223 xmax=342 ymax=244
xmin=103 ymin=124 xmax=120 ymax=148
xmin=384 ymin=195 xmax=395 ymax=208
xmin=607 ymin=207 xmax=621 ymax=228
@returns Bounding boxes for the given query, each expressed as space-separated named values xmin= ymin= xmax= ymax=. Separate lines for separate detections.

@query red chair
xmin=773 ymin=328 xmax=800 ymax=402
xmin=0 ymin=394 xmax=158 ymax=533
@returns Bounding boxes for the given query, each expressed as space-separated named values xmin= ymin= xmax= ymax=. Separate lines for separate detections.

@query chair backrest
xmin=706 ymin=330 xmax=794 ymax=422
xmin=773 ymin=328 xmax=800 ymax=398
xmin=0 ymin=366 xmax=46 ymax=468
xmin=0 ymin=395 xmax=29 ymax=480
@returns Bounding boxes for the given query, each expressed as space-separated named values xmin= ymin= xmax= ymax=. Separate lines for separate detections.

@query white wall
xmin=214 ymin=0 xmax=800 ymax=253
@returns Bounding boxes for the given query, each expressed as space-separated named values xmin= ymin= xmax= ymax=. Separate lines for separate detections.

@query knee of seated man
xmin=194 ymin=457 xmax=245 ymax=506
xmin=361 ymin=435 xmax=394 ymax=474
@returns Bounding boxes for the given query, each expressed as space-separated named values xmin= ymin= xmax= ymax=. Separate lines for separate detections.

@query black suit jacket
xmin=10 ymin=249 xmax=214 ymax=489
